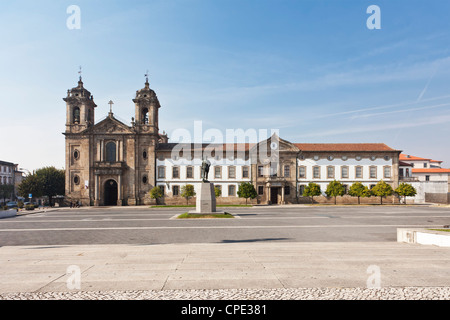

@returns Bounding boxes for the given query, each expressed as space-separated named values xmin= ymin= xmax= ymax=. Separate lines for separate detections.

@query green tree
xmin=0 ymin=184 xmax=15 ymax=204
xmin=181 ymin=184 xmax=196 ymax=205
xmin=149 ymin=186 xmax=164 ymax=205
xmin=371 ymin=180 xmax=393 ymax=205
xmin=395 ymin=183 xmax=417 ymax=204
xmin=237 ymin=182 xmax=257 ymax=205
xmin=325 ymin=180 xmax=346 ymax=205
xmin=214 ymin=186 xmax=222 ymax=198
xmin=348 ymin=182 xmax=372 ymax=204
xmin=18 ymin=167 xmax=65 ymax=206
xmin=303 ymin=182 xmax=322 ymax=204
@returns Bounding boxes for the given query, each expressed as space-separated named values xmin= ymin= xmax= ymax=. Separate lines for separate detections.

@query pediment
xmin=89 ymin=115 xmax=134 ymax=134
xmin=250 ymin=133 xmax=299 ymax=153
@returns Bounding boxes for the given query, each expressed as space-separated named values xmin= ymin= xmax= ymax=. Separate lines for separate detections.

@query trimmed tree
xmin=237 ymin=182 xmax=257 ymax=205
xmin=395 ymin=183 xmax=417 ymax=204
xmin=214 ymin=186 xmax=222 ymax=198
xmin=181 ymin=184 xmax=196 ymax=205
xmin=149 ymin=186 xmax=164 ymax=205
xmin=325 ymin=180 xmax=346 ymax=205
xmin=348 ymin=182 xmax=372 ymax=205
xmin=371 ymin=180 xmax=393 ymax=205
xmin=303 ymin=182 xmax=321 ymax=204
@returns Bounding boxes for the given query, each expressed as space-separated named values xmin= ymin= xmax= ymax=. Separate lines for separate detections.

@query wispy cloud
xmin=298 ymin=113 xmax=450 ymax=139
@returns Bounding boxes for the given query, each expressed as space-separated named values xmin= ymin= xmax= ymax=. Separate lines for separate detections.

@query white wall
xmin=156 ymin=158 xmax=251 ymax=197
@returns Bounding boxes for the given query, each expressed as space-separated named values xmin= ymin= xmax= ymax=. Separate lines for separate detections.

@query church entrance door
xmin=104 ymin=179 xmax=118 ymax=206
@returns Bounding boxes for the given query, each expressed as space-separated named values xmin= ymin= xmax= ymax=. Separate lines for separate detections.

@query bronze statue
xmin=201 ymin=157 xmax=211 ymax=182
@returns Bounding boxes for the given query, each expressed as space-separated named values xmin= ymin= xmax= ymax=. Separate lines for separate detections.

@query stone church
xmin=63 ymin=76 xmax=168 ymax=206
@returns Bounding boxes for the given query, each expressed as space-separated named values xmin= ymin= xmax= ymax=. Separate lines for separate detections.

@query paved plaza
xmin=1 ymin=205 xmax=450 ymax=300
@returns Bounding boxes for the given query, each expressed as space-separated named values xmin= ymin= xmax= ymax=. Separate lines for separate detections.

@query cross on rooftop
xmin=108 ymin=100 xmax=114 ymax=113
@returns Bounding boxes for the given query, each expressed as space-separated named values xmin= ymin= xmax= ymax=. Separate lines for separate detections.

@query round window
xmin=73 ymin=150 xmax=80 ymax=160
xmin=73 ymin=175 xmax=80 ymax=185
xmin=384 ymin=156 xmax=390 ymax=161
xmin=370 ymin=156 xmax=377 ymax=161
xmin=327 ymin=155 xmax=334 ymax=161
xmin=356 ymin=156 xmax=362 ymax=161
xmin=313 ymin=155 xmax=320 ymax=161
xmin=142 ymin=176 xmax=148 ymax=184
xmin=342 ymin=156 xmax=348 ymax=161
xmin=143 ymin=151 xmax=147 ymax=159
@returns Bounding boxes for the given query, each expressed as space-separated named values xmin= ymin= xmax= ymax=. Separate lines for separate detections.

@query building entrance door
xmin=270 ymin=187 xmax=279 ymax=205
xmin=104 ymin=179 xmax=118 ymax=206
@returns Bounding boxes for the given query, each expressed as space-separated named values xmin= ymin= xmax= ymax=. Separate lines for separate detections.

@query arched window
xmin=73 ymin=107 xmax=80 ymax=124
xmin=105 ymin=141 xmax=116 ymax=162
xmin=142 ymin=108 xmax=149 ymax=124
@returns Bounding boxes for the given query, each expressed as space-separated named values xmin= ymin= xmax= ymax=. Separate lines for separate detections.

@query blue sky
xmin=1 ymin=0 xmax=450 ymax=171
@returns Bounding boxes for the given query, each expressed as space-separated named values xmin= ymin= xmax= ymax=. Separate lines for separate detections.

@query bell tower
xmin=132 ymin=72 xmax=160 ymax=135
xmin=63 ymin=73 xmax=97 ymax=133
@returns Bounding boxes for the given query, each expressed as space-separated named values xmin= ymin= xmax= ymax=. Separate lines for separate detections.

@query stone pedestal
xmin=195 ymin=182 xmax=216 ymax=213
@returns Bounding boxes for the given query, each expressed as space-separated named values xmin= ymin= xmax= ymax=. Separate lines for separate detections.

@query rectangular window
xmin=228 ymin=185 xmax=236 ymax=196
xmin=298 ymin=166 xmax=306 ymax=178
xmin=355 ymin=166 xmax=362 ymax=179
xmin=399 ymin=168 xmax=404 ymax=177
xmin=172 ymin=185 xmax=179 ymax=196
xmin=258 ymin=166 xmax=264 ymax=177
xmin=186 ymin=166 xmax=193 ymax=179
xmin=228 ymin=166 xmax=236 ymax=179
xmin=215 ymin=166 xmax=222 ymax=179
xmin=258 ymin=185 xmax=264 ymax=195
xmin=285 ymin=186 xmax=290 ymax=195
xmin=370 ymin=166 xmax=377 ymax=179
xmin=299 ymin=185 xmax=306 ymax=196
xmin=313 ymin=166 xmax=320 ymax=179
xmin=426 ymin=175 xmax=430 ymax=181
xmin=343 ymin=184 xmax=348 ymax=194
xmin=284 ymin=165 xmax=290 ymax=178
xmin=384 ymin=166 xmax=391 ymax=178
xmin=424 ymin=163 xmax=428 ymax=168
xmin=341 ymin=166 xmax=348 ymax=179
xmin=172 ymin=166 xmax=179 ymax=179
xmin=159 ymin=185 xmax=165 ymax=196
xmin=242 ymin=166 xmax=249 ymax=178
xmin=327 ymin=166 xmax=334 ymax=179
xmin=158 ymin=166 xmax=165 ymax=179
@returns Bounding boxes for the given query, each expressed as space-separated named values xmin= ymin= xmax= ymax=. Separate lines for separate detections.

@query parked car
xmin=6 ymin=201 xmax=18 ymax=208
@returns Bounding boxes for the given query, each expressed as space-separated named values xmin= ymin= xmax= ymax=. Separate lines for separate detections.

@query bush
xmin=18 ymin=201 xmax=24 ymax=209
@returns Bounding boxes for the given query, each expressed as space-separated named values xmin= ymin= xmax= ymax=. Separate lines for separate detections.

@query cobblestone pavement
xmin=1 ymin=287 xmax=450 ymax=300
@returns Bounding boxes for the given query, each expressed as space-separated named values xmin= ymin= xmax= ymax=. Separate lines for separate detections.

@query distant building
xmin=0 ymin=160 xmax=23 ymax=201
xmin=399 ymin=153 xmax=450 ymax=203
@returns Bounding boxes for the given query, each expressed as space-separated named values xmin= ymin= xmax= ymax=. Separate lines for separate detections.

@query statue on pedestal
xmin=201 ymin=158 xmax=211 ymax=182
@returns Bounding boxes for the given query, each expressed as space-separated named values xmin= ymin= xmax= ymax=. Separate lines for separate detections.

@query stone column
xmin=266 ymin=186 xmax=271 ymax=205
xmin=94 ymin=174 xmax=99 ymax=206
xmin=281 ymin=186 xmax=285 ymax=205
xmin=100 ymin=140 xmax=104 ymax=161
xmin=117 ymin=174 xmax=122 ymax=206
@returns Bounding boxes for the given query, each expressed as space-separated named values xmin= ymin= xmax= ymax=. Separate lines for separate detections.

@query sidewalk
xmin=1 ymin=241 xmax=450 ymax=297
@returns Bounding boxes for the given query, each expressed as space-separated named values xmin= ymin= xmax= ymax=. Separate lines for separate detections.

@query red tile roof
xmin=399 ymin=161 xmax=413 ymax=167
xmin=399 ymin=154 xmax=431 ymax=161
xmin=412 ymin=168 xmax=450 ymax=173
xmin=294 ymin=143 xmax=398 ymax=152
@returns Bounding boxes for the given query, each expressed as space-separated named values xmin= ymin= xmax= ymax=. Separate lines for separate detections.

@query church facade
xmin=63 ymin=77 xmax=402 ymax=206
